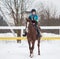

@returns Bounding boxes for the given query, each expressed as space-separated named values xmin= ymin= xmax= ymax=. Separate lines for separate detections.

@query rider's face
xmin=32 ymin=12 xmax=36 ymax=15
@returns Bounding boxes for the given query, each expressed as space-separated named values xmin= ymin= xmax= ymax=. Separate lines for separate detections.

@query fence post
xmin=59 ymin=29 xmax=60 ymax=35
xmin=21 ymin=29 xmax=24 ymax=37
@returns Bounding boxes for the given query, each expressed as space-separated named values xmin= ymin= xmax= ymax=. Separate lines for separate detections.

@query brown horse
xmin=26 ymin=18 xmax=41 ymax=58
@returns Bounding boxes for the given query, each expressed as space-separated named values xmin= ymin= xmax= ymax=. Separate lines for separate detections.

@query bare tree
xmin=0 ymin=0 xmax=34 ymax=43
xmin=38 ymin=2 xmax=57 ymax=25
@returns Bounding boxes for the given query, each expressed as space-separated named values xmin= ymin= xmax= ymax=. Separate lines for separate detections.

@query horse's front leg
xmin=38 ymin=38 xmax=40 ymax=55
xmin=30 ymin=40 xmax=35 ymax=58
xmin=28 ymin=40 xmax=31 ymax=57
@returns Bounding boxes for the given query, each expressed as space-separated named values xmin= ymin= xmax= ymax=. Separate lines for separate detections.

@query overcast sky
xmin=28 ymin=0 xmax=60 ymax=15
xmin=0 ymin=0 xmax=60 ymax=16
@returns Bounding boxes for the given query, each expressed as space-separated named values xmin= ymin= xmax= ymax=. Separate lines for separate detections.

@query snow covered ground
xmin=0 ymin=33 xmax=60 ymax=59
xmin=0 ymin=40 xmax=60 ymax=59
xmin=0 ymin=32 xmax=60 ymax=37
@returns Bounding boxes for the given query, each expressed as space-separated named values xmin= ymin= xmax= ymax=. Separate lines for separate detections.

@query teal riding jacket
xmin=29 ymin=14 xmax=38 ymax=22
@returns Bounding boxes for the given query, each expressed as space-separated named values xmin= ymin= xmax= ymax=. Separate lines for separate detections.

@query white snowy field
xmin=0 ymin=32 xmax=60 ymax=37
xmin=0 ymin=40 xmax=60 ymax=59
xmin=0 ymin=33 xmax=60 ymax=59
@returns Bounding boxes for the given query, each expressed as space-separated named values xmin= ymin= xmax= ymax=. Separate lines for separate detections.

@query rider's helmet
xmin=31 ymin=9 xmax=36 ymax=13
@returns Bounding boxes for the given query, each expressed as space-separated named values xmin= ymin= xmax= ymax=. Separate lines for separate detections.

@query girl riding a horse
xmin=23 ymin=9 xmax=41 ymax=37
xmin=23 ymin=9 xmax=42 ymax=58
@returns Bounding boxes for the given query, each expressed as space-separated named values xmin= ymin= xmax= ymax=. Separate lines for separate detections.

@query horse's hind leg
xmin=38 ymin=38 xmax=40 ymax=55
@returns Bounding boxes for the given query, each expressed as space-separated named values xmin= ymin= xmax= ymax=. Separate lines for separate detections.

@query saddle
xmin=32 ymin=21 xmax=41 ymax=37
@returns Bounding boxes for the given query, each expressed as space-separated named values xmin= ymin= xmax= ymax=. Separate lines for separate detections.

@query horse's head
xmin=26 ymin=18 xmax=36 ymax=35
xmin=26 ymin=18 xmax=31 ymax=22
xmin=26 ymin=18 xmax=32 ymax=27
xmin=26 ymin=18 xmax=35 ymax=26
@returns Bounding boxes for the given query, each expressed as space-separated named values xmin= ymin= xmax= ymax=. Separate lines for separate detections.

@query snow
xmin=0 ymin=32 xmax=60 ymax=43
xmin=0 ymin=33 xmax=17 ymax=37
xmin=0 ymin=32 xmax=59 ymax=37
xmin=0 ymin=33 xmax=17 ymax=43
xmin=0 ymin=40 xmax=60 ymax=59
xmin=41 ymin=33 xmax=60 ymax=37
xmin=0 ymin=33 xmax=60 ymax=59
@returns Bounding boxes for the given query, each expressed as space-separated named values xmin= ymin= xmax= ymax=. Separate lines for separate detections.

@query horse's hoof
xmin=38 ymin=53 xmax=40 ymax=55
xmin=30 ymin=54 xmax=33 ymax=58
xmin=38 ymin=54 xmax=40 ymax=55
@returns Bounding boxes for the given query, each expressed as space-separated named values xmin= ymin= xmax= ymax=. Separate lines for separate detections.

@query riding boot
xmin=35 ymin=25 xmax=41 ymax=37
xmin=37 ymin=28 xmax=40 ymax=37
xmin=23 ymin=31 xmax=27 ymax=36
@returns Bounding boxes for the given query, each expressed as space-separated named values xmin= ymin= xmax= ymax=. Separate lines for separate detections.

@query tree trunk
xmin=17 ymin=30 xmax=21 ymax=43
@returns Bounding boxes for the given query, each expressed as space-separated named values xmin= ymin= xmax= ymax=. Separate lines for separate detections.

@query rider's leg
xmin=35 ymin=24 xmax=41 ymax=37
xmin=37 ymin=26 xmax=40 ymax=37
xmin=23 ymin=29 xmax=27 ymax=36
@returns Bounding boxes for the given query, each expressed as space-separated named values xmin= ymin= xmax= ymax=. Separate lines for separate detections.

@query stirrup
xmin=23 ymin=32 xmax=27 ymax=36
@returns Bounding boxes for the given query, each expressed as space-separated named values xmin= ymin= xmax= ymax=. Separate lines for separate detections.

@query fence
xmin=0 ymin=26 xmax=60 ymax=40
